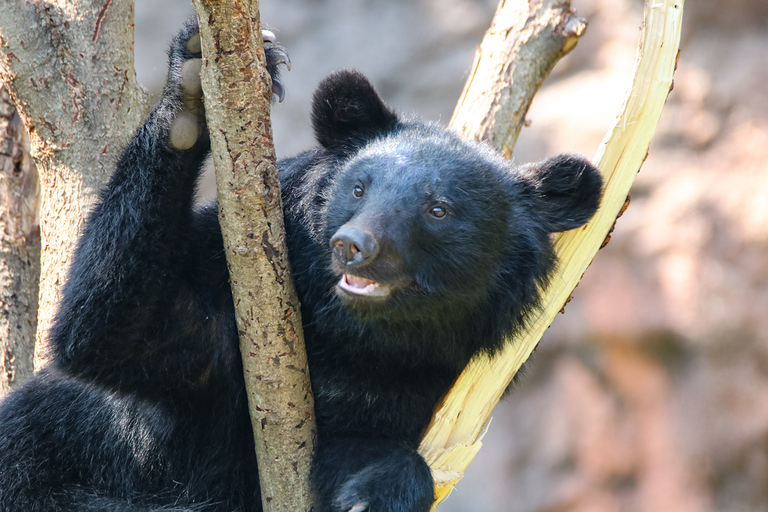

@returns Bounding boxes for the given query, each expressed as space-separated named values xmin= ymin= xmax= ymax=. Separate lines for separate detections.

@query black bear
xmin=0 ymin=20 xmax=602 ymax=512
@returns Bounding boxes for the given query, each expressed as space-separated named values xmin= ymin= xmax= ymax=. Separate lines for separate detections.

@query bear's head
xmin=306 ymin=70 xmax=602 ymax=359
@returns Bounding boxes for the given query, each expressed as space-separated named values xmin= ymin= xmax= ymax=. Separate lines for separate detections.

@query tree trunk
xmin=0 ymin=85 xmax=39 ymax=398
xmin=191 ymin=3 xmax=316 ymax=512
xmin=0 ymin=0 xmax=149 ymax=368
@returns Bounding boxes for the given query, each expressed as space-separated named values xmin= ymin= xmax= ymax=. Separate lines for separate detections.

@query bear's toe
xmin=186 ymin=33 xmax=201 ymax=54
xmin=181 ymin=58 xmax=203 ymax=99
xmin=169 ymin=110 xmax=201 ymax=150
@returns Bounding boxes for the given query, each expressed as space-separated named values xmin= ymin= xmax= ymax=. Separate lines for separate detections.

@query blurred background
xmin=135 ymin=0 xmax=768 ymax=510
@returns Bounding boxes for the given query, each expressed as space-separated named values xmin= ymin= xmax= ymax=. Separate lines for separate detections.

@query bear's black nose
xmin=330 ymin=226 xmax=378 ymax=266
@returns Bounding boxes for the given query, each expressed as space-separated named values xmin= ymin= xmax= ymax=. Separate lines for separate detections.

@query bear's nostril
xmin=333 ymin=241 xmax=344 ymax=263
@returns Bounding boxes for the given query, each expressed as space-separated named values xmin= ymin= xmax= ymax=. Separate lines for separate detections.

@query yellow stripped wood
xmin=419 ymin=0 xmax=685 ymax=508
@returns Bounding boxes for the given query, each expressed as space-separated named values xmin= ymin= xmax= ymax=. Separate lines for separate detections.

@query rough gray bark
xmin=0 ymin=84 xmax=39 ymax=398
xmin=191 ymin=2 xmax=316 ymax=512
xmin=0 ymin=0 xmax=149 ymax=368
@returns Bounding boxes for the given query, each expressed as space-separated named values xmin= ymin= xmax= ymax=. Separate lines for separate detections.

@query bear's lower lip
xmin=337 ymin=274 xmax=390 ymax=298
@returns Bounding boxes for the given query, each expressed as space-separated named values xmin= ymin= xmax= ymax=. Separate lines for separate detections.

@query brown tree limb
xmin=0 ymin=0 xmax=148 ymax=368
xmin=0 ymin=84 xmax=39 ymax=397
xmin=191 ymin=2 xmax=316 ymax=512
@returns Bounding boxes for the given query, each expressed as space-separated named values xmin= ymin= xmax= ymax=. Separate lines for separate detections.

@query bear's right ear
xmin=520 ymin=153 xmax=603 ymax=233
xmin=311 ymin=69 xmax=399 ymax=154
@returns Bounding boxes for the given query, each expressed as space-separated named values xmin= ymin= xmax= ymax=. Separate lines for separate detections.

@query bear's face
xmin=310 ymin=70 xmax=602 ymax=329
xmin=323 ymin=130 xmax=515 ymax=321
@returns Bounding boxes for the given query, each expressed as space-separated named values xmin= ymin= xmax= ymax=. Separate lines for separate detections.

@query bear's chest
xmin=310 ymin=362 xmax=454 ymax=445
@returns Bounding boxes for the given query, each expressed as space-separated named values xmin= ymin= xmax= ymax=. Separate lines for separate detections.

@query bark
xmin=0 ymin=85 xmax=39 ymax=398
xmin=0 ymin=0 xmax=149 ymax=368
xmin=191 ymin=3 xmax=315 ymax=512
xmin=449 ymin=0 xmax=586 ymax=154
xmin=419 ymin=0 xmax=685 ymax=507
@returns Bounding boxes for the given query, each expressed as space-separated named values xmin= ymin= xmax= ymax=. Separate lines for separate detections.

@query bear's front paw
xmin=331 ymin=462 xmax=434 ymax=512
xmin=167 ymin=21 xmax=205 ymax=150
xmin=167 ymin=22 xmax=290 ymax=150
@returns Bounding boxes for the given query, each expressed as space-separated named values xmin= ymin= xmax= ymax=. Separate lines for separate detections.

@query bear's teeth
xmin=345 ymin=274 xmax=375 ymax=288
xmin=339 ymin=274 xmax=390 ymax=297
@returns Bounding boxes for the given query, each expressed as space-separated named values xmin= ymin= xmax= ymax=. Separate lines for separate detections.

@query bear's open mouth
xmin=338 ymin=274 xmax=391 ymax=298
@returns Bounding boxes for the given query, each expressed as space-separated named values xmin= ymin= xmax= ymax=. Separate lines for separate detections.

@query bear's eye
xmin=429 ymin=205 xmax=448 ymax=219
xmin=353 ymin=184 xmax=365 ymax=198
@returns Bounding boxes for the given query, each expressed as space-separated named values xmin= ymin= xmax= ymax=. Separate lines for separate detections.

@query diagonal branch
xmin=419 ymin=0 xmax=685 ymax=507
xmin=449 ymin=0 xmax=587 ymax=155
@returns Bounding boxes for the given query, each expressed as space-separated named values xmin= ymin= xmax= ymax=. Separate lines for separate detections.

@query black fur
xmin=0 ymin=20 xmax=602 ymax=512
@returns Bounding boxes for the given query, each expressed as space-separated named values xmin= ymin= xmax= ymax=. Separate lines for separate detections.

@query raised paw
xmin=171 ymin=52 xmax=204 ymax=150
xmin=165 ymin=22 xmax=289 ymax=150
xmin=263 ymin=29 xmax=291 ymax=102
xmin=166 ymin=20 xmax=205 ymax=150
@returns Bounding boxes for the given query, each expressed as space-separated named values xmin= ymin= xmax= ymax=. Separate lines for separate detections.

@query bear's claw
xmin=263 ymin=29 xmax=290 ymax=103
xmin=266 ymin=45 xmax=290 ymax=102
xmin=268 ymin=48 xmax=291 ymax=72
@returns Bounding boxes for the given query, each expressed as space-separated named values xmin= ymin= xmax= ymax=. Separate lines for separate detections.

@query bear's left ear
xmin=311 ymin=69 xmax=399 ymax=154
xmin=520 ymin=153 xmax=603 ymax=233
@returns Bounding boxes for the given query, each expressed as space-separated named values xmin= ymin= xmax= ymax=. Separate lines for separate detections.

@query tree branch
xmin=191 ymin=2 xmax=315 ymax=512
xmin=450 ymin=0 xmax=587 ymax=155
xmin=419 ymin=0 xmax=685 ymax=507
